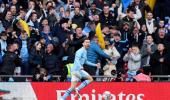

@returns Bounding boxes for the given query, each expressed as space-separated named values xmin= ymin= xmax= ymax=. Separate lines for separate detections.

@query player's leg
xmin=62 ymin=73 xmax=79 ymax=100
xmin=76 ymin=70 xmax=93 ymax=92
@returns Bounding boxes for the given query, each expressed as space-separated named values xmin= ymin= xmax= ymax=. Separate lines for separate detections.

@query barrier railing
xmin=1 ymin=75 xmax=170 ymax=82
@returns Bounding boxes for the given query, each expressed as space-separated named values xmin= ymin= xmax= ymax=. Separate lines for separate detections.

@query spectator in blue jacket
xmin=86 ymin=31 xmax=111 ymax=75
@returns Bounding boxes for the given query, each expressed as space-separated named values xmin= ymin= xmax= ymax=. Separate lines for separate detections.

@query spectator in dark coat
xmin=154 ymin=28 xmax=170 ymax=48
xmin=27 ymin=12 xmax=40 ymax=30
xmin=43 ymin=44 xmax=62 ymax=75
xmin=120 ymin=22 xmax=131 ymax=42
xmin=150 ymin=43 xmax=170 ymax=76
xmin=153 ymin=0 xmax=168 ymax=20
xmin=99 ymin=4 xmax=116 ymax=27
xmin=131 ymin=0 xmax=151 ymax=18
xmin=88 ymin=3 xmax=102 ymax=21
xmin=119 ymin=8 xmax=136 ymax=31
xmin=128 ymin=27 xmax=145 ymax=48
xmin=69 ymin=27 xmax=86 ymax=52
xmin=0 ymin=43 xmax=21 ymax=75
xmin=2 ymin=11 xmax=13 ymax=29
xmin=47 ymin=6 xmax=57 ymax=28
xmin=113 ymin=33 xmax=129 ymax=73
xmin=40 ymin=25 xmax=53 ymax=45
xmin=29 ymin=42 xmax=43 ymax=75
xmin=72 ymin=7 xmax=89 ymax=28
xmin=93 ymin=0 xmax=104 ymax=10
xmin=52 ymin=18 xmax=71 ymax=44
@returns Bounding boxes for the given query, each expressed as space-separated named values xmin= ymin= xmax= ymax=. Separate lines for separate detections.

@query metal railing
xmin=1 ymin=75 xmax=170 ymax=82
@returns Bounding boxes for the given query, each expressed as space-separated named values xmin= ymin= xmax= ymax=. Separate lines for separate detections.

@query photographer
xmin=32 ymin=67 xmax=52 ymax=82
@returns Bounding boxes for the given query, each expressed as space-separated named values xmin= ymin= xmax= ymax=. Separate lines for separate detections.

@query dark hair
xmin=146 ymin=34 xmax=153 ymax=38
xmin=46 ymin=0 xmax=53 ymax=6
xmin=0 ymin=31 xmax=7 ymax=36
xmin=31 ymin=12 xmax=37 ymax=17
xmin=127 ymin=8 xmax=135 ymax=13
xmin=19 ymin=8 xmax=26 ymax=12
xmin=109 ymin=26 xmax=118 ymax=30
xmin=131 ymin=44 xmax=139 ymax=48
xmin=47 ymin=6 xmax=55 ymax=12
xmin=114 ymin=33 xmax=121 ymax=37
xmin=103 ymin=4 xmax=109 ymax=8
xmin=84 ymin=37 xmax=90 ymax=41
xmin=88 ymin=31 xmax=96 ymax=40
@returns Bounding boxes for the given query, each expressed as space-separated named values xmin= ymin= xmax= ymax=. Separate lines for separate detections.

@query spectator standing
xmin=150 ymin=43 xmax=170 ymax=76
xmin=141 ymin=35 xmax=157 ymax=72
xmin=123 ymin=45 xmax=141 ymax=82
xmin=43 ymin=43 xmax=62 ymax=75
xmin=0 ymin=43 xmax=21 ymax=75
xmin=29 ymin=42 xmax=43 ymax=74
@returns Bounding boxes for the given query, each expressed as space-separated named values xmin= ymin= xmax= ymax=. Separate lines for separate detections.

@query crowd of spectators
xmin=0 ymin=0 xmax=170 ymax=82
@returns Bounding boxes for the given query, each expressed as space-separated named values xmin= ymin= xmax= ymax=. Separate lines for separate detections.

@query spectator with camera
xmin=32 ymin=67 xmax=52 ymax=82
xmin=0 ymin=42 xmax=21 ymax=75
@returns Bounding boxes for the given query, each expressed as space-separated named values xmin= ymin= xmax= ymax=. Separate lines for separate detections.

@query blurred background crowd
xmin=0 ymin=0 xmax=169 ymax=82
